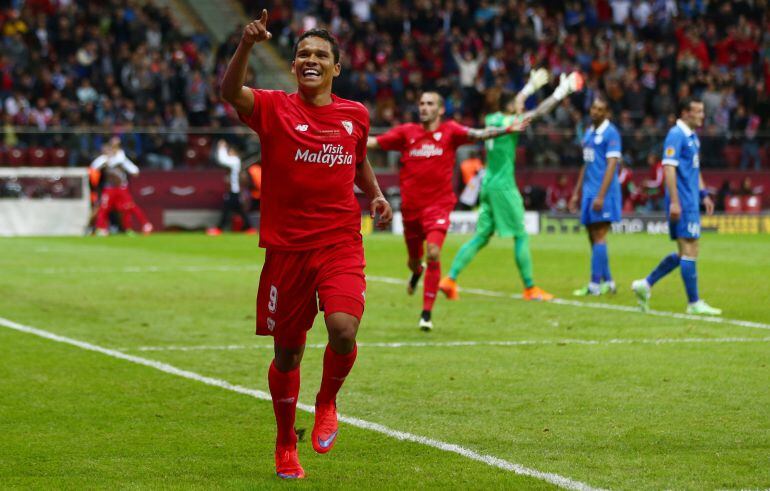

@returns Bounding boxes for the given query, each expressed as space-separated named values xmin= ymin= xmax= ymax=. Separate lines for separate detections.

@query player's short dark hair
xmin=293 ymin=29 xmax=340 ymax=64
xmin=592 ymin=93 xmax=609 ymax=108
xmin=678 ymin=97 xmax=703 ymax=116
xmin=420 ymin=91 xmax=445 ymax=106
xmin=499 ymin=92 xmax=516 ymax=110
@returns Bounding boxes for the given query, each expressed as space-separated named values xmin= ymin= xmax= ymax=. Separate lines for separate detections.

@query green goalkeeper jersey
xmin=482 ymin=112 xmax=521 ymax=190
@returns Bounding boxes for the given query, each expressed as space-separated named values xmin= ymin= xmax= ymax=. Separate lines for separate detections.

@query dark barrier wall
xmin=130 ymin=170 xmax=769 ymax=231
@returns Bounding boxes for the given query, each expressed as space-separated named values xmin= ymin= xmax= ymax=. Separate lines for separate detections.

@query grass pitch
xmin=1 ymin=232 xmax=768 ymax=490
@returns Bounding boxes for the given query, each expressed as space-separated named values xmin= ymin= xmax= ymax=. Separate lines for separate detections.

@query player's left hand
xmin=370 ymin=196 xmax=393 ymax=230
xmin=703 ymin=195 xmax=715 ymax=216
xmin=592 ymin=196 xmax=604 ymax=212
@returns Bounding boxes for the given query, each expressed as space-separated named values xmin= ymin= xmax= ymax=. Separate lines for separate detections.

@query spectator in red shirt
xmin=546 ymin=174 xmax=572 ymax=213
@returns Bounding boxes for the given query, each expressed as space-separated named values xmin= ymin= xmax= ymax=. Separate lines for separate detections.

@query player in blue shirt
xmin=632 ymin=98 xmax=721 ymax=315
xmin=569 ymin=97 xmax=623 ymax=296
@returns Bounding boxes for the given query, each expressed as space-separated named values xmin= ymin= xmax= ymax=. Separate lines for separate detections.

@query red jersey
xmin=239 ymin=89 xmax=369 ymax=250
xmin=376 ymin=120 xmax=471 ymax=215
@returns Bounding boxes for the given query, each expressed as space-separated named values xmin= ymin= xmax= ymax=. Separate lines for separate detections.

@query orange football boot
xmin=522 ymin=286 xmax=554 ymax=301
xmin=438 ymin=276 xmax=460 ymax=300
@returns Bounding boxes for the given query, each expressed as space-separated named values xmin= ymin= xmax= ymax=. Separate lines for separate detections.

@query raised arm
xmin=90 ymin=154 xmax=108 ymax=170
xmin=514 ymin=68 xmax=549 ymax=114
xmin=221 ymin=9 xmax=272 ymax=116
xmin=113 ymin=150 xmax=139 ymax=175
xmin=467 ymin=117 xmax=530 ymax=141
xmin=216 ymin=141 xmax=241 ymax=169
xmin=520 ymin=71 xmax=584 ymax=122
xmin=356 ymin=156 xmax=392 ymax=229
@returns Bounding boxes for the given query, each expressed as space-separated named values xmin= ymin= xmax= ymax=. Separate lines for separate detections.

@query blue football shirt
xmin=581 ymin=119 xmax=622 ymax=199
xmin=662 ymin=119 xmax=701 ymax=213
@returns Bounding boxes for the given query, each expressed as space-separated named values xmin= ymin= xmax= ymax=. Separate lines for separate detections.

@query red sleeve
xmin=376 ymin=125 xmax=405 ymax=151
xmin=356 ymin=106 xmax=370 ymax=164
xmin=238 ymin=89 xmax=281 ymax=136
xmin=449 ymin=121 xmax=472 ymax=147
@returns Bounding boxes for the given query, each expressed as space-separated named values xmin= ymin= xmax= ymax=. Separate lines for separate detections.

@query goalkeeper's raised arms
xmin=520 ymin=68 xmax=550 ymax=98
xmin=552 ymin=72 xmax=585 ymax=101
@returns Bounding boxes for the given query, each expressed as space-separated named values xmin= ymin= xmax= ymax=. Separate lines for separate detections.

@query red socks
xmin=268 ymin=361 xmax=300 ymax=447
xmin=423 ymin=260 xmax=441 ymax=311
xmin=316 ymin=344 xmax=358 ymax=405
xmin=269 ymin=345 xmax=357 ymax=446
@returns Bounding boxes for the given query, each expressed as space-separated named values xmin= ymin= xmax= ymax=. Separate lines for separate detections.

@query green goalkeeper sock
xmin=449 ymin=233 xmax=490 ymax=279
xmin=514 ymin=235 xmax=535 ymax=288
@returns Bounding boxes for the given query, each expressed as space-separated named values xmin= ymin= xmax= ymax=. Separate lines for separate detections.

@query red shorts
xmin=256 ymin=238 xmax=366 ymax=349
xmin=402 ymin=205 xmax=452 ymax=259
xmin=100 ymin=187 xmax=137 ymax=212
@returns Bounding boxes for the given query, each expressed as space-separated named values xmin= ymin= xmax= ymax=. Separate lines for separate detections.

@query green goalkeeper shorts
xmin=476 ymin=187 xmax=527 ymax=238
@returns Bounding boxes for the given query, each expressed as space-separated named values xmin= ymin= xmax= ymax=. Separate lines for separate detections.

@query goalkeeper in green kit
xmin=440 ymin=69 xmax=584 ymax=301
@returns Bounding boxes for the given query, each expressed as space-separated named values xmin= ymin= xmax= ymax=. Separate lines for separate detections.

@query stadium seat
xmin=7 ymin=148 xmax=29 ymax=167
xmin=722 ymin=145 xmax=741 ymax=168
xmin=725 ymin=195 xmax=743 ymax=214
xmin=28 ymin=147 xmax=50 ymax=167
xmin=189 ymin=135 xmax=211 ymax=154
xmin=50 ymin=148 xmax=69 ymax=166
xmin=0 ymin=148 xmax=5 ymax=166
xmin=742 ymin=195 xmax=762 ymax=214
xmin=184 ymin=146 xmax=208 ymax=167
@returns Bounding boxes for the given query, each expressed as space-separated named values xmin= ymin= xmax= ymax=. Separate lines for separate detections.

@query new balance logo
xmin=276 ymin=397 xmax=295 ymax=404
xmin=267 ymin=317 xmax=276 ymax=331
xmin=295 ymin=124 xmax=309 ymax=132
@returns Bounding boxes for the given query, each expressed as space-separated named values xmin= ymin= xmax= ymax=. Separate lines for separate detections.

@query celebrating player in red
xmin=367 ymin=93 xmax=528 ymax=331
xmin=221 ymin=10 xmax=392 ymax=480
xmin=90 ymin=138 xmax=153 ymax=236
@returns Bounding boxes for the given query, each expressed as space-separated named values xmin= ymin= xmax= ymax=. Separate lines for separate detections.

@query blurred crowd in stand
xmin=253 ymin=0 xmax=770 ymax=170
xmin=0 ymin=0 xmax=255 ymax=168
xmin=1 ymin=0 xmax=769 ymax=183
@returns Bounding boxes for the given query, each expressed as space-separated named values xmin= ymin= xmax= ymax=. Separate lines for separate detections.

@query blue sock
xmin=646 ymin=253 xmax=681 ymax=286
xmin=680 ymin=257 xmax=699 ymax=303
xmin=599 ymin=243 xmax=612 ymax=282
xmin=591 ymin=243 xmax=606 ymax=284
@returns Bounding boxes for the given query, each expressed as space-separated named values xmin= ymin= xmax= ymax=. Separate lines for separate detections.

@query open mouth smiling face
xmin=292 ymin=37 xmax=340 ymax=89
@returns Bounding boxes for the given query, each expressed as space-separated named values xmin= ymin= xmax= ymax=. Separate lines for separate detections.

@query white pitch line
xmin=365 ymin=275 xmax=770 ymax=331
xmin=18 ymin=265 xmax=770 ymax=330
xmin=0 ymin=316 xmax=601 ymax=491
xmin=128 ymin=336 xmax=770 ymax=352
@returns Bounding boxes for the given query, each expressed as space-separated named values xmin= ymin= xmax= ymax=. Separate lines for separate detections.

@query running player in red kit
xmin=367 ymin=93 xmax=528 ymax=330
xmin=221 ymin=11 xmax=392 ymax=480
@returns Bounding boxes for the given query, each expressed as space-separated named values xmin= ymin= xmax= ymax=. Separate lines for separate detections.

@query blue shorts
xmin=668 ymin=210 xmax=700 ymax=240
xmin=580 ymin=194 xmax=621 ymax=225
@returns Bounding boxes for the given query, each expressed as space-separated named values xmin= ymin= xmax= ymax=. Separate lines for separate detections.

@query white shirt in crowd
xmin=216 ymin=144 xmax=241 ymax=194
